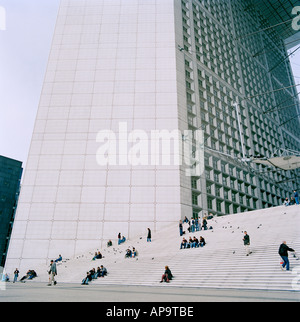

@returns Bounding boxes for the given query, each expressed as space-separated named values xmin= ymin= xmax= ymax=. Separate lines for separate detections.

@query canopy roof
xmin=252 ymin=149 xmax=300 ymax=170
xmin=252 ymin=155 xmax=300 ymax=170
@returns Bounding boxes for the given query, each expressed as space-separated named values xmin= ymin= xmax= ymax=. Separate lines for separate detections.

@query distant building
xmin=0 ymin=156 xmax=22 ymax=267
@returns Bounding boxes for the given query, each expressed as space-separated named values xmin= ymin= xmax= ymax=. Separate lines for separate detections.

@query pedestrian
xmin=118 ymin=234 xmax=126 ymax=245
xmin=47 ymin=260 xmax=57 ymax=286
xmin=199 ymin=236 xmax=206 ymax=247
xmin=132 ymin=247 xmax=138 ymax=258
xmin=160 ymin=266 xmax=173 ymax=283
xmin=179 ymin=220 xmax=183 ymax=236
xmin=243 ymin=231 xmax=252 ymax=256
xmin=191 ymin=218 xmax=195 ymax=233
xmin=279 ymin=241 xmax=295 ymax=271
xmin=125 ymin=248 xmax=132 ymax=258
xmin=180 ymin=237 xmax=187 ymax=249
xmin=147 ymin=228 xmax=152 ymax=242
xmin=82 ymin=271 xmax=92 ymax=285
xmin=284 ymin=198 xmax=290 ymax=206
xmin=294 ymin=190 xmax=299 ymax=205
xmin=2 ymin=273 xmax=9 ymax=282
xmin=55 ymin=254 xmax=62 ymax=263
xmin=100 ymin=265 xmax=107 ymax=277
xmin=13 ymin=268 xmax=19 ymax=283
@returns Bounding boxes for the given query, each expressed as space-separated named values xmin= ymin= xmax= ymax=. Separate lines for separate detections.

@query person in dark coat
xmin=160 ymin=266 xmax=173 ymax=283
xmin=279 ymin=241 xmax=295 ymax=271
xmin=179 ymin=220 xmax=183 ymax=236
xmin=243 ymin=231 xmax=252 ymax=256
xmin=199 ymin=236 xmax=206 ymax=247
xmin=147 ymin=228 xmax=152 ymax=242
xmin=82 ymin=271 xmax=93 ymax=285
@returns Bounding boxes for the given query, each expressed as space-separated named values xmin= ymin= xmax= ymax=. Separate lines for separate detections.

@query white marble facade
xmin=5 ymin=0 xmax=191 ymax=272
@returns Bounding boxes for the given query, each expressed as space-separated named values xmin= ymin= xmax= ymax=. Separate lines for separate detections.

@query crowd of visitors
xmin=125 ymin=247 xmax=138 ymax=259
xmin=284 ymin=190 xmax=299 ymax=206
xmin=179 ymin=216 xmax=213 ymax=236
xmin=180 ymin=236 xmax=206 ymax=249
xmin=5 ymin=217 xmax=299 ymax=288
xmin=92 ymin=251 xmax=103 ymax=261
xmin=81 ymin=265 xmax=108 ymax=285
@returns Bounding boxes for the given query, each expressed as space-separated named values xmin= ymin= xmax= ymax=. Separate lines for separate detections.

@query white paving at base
xmin=20 ymin=205 xmax=300 ymax=291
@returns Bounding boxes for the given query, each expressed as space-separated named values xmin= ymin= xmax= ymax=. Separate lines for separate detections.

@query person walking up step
xmin=279 ymin=241 xmax=295 ymax=271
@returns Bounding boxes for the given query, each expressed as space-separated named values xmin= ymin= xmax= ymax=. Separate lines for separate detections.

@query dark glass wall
xmin=0 ymin=156 xmax=23 ymax=267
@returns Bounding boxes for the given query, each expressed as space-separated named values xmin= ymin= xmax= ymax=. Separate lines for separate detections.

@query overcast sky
xmin=0 ymin=0 xmax=300 ymax=169
xmin=0 ymin=0 xmax=60 ymax=167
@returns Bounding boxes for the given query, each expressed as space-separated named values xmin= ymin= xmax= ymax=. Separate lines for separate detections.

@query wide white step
xmin=31 ymin=206 xmax=300 ymax=292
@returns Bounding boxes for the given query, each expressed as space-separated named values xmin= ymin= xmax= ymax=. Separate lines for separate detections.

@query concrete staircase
xmin=35 ymin=205 xmax=300 ymax=291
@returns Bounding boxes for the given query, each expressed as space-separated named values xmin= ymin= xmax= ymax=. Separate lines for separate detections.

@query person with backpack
xmin=279 ymin=241 xmax=295 ymax=271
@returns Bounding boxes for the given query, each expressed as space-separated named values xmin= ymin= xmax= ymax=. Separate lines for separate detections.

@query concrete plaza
xmin=1 ymin=282 xmax=299 ymax=302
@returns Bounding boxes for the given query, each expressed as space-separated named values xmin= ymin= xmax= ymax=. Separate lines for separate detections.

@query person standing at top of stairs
xmin=294 ymin=190 xmax=299 ymax=205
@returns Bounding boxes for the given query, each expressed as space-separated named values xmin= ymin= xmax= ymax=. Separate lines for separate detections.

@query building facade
xmin=180 ymin=0 xmax=300 ymax=218
xmin=5 ymin=0 xmax=300 ymax=272
xmin=0 ymin=156 xmax=22 ymax=267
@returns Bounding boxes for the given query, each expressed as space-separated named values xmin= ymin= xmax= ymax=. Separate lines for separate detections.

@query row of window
xmin=180 ymin=0 xmax=298 ymax=217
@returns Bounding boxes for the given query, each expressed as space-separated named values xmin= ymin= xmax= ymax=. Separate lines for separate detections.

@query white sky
xmin=0 ymin=0 xmax=60 ymax=167
xmin=0 ymin=0 xmax=299 ymax=169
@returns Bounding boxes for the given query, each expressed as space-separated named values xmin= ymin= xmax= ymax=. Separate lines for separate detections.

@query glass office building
xmin=180 ymin=0 xmax=300 ymax=218
xmin=5 ymin=0 xmax=300 ymax=272
xmin=0 ymin=156 xmax=22 ymax=267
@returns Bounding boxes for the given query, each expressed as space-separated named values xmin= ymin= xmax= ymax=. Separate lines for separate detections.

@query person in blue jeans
xmin=190 ymin=219 xmax=195 ymax=233
xmin=118 ymin=236 xmax=126 ymax=245
xmin=13 ymin=269 xmax=19 ymax=283
xmin=279 ymin=241 xmax=295 ymax=271
xmin=180 ymin=238 xmax=187 ymax=249
xmin=179 ymin=220 xmax=183 ymax=237
xmin=147 ymin=228 xmax=152 ymax=242
xmin=294 ymin=190 xmax=299 ymax=205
